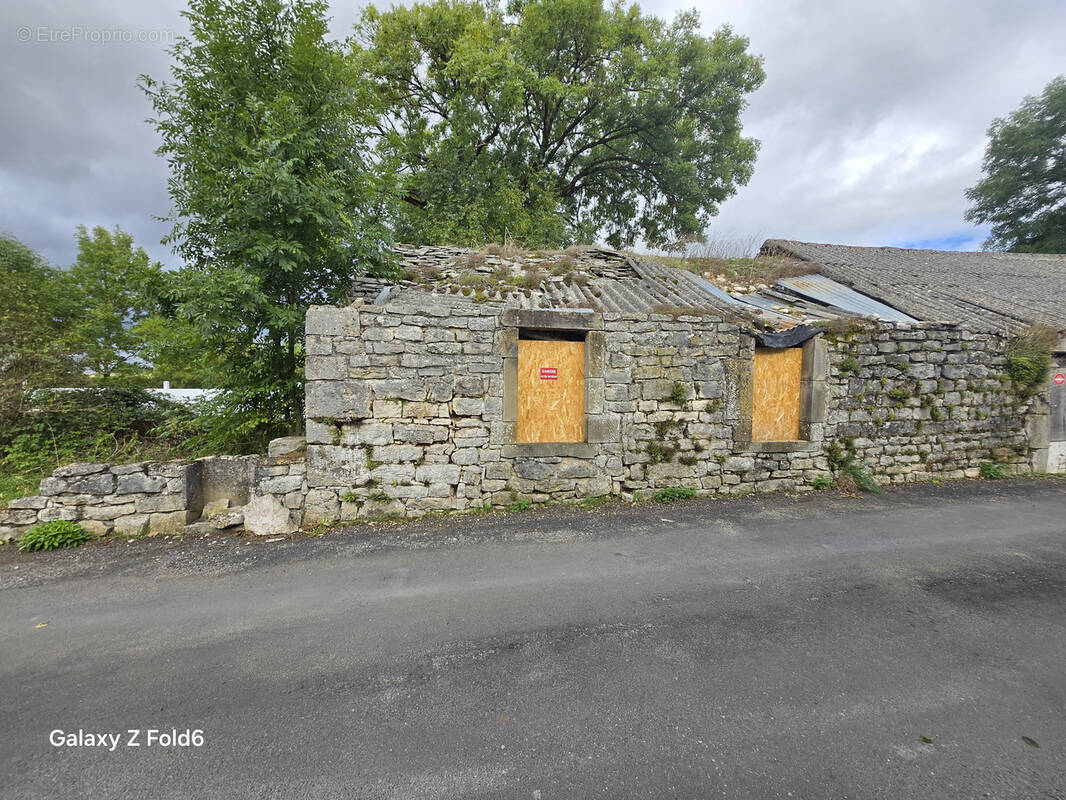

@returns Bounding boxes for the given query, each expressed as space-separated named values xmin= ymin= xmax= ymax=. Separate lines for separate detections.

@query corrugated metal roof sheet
xmin=762 ymin=239 xmax=1066 ymax=332
xmin=776 ymin=274 xmax=917 ymax=323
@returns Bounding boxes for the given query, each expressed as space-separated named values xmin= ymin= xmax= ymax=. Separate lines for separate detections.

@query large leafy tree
xmin=0 ymin=236 xmax=81 ymax=421
xmin=355 ymin=0 xmax=765 ymax=248
xmin=68 ymin=225 xmax=162 ymax=382
xmin=141 ymin=0 xmax=389 ymax=438
xmin=966 ymin=75 xmax=1066 ymax=253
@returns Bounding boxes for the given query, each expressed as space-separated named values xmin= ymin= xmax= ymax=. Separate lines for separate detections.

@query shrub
xmin=669 ymin=382 xmax=687 ymax=405
xmin=18 ymin=520 xmax=92 ymax=552
xmin=979 ymin=461 xmax=1005 ymax=479
xmin=838 ymin=461 xmax=882 ymax=494
xmin=652 ymin=486 xmax=697 ymax=502
xmin=811 ymin=475 xmax=834 ymax=490
xmin=839 ymin=355 xmax=860 ymax=374
xmin=1006 ymin=325 xmax=1057 ymax=400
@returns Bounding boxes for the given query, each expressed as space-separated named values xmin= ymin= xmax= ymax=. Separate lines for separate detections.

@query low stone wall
xmin=0 ymin=440 xmax=308 ymax=542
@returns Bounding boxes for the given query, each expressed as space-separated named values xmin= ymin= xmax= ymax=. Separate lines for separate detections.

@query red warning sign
xmin=540 ymin=367 xmax=558 ymax=380
xmin=1054 ymin=373 xmax=1065 ymax=386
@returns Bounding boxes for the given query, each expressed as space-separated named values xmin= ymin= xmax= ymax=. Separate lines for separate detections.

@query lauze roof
xmin=762 ymin=239 xmax=1066 ymax=333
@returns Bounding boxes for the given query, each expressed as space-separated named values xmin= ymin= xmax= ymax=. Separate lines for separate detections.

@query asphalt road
xmin=2 ymin=479 xmax=1065 ymax=799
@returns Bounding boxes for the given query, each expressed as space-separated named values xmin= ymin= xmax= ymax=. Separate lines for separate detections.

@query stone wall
xmin=0 ymin=441 xmax=308 ymax=542
xmin=824 ymin=325 xmax=1032 ymax=480
xmin=301 ymin=297 xmax=1038 ymax=520
xmin=1 ymin=301 xmax=1041 ymax=540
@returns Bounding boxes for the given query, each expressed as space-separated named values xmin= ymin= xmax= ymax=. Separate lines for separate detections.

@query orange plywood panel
xmin=752 ymin=347 xmax=803 ymax=441
xmin=517 ymin=340 xmax=585 ymax=443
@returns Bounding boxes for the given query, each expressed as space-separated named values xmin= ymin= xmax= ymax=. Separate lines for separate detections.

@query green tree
xmin=68 ymin=225 xmax=162 ymax=382
xmin=0 ymin=236 xmax=81 ymax=420
xmin=355 ymin=0 xmax=765 ymax=248
xmin=141 ymin=0 xmax=389 ymax=439
xmin=966 ymin=75 xmax=1066 ymax=253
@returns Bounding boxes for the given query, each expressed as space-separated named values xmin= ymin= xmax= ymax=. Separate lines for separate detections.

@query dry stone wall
xmin=824 ymin=325 xmax=1032 ymax=480
xmin=0 ymin=445 xmax=308 ymax=542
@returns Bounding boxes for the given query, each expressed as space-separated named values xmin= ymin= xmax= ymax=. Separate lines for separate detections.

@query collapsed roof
xmin=351 ymin=244 xmax=916 ymax=329
xmin=762 ymin=239 xmax=1066 ymax=334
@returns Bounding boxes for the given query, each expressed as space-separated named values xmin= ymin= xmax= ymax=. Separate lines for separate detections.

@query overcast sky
xmin=3 ymin=0 xmax=1064 ymax=269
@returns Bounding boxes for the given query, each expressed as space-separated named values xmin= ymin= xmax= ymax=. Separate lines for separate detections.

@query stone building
xmin=299 ymin=243 xmax=1063 ymax=522
xmin=4 ymin=241 xmax=1063 ymax=540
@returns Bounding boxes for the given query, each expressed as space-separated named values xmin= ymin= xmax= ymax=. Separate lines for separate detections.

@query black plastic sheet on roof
xmin=754 ymin=325 xmax=821 ymax=349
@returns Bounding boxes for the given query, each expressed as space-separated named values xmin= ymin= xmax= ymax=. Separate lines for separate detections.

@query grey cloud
xmin=2 ymin=0 xmax=1063 ymax=270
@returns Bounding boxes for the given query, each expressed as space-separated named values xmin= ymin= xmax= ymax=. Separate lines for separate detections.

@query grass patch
xmin=652 ymin=486 xmax=698 ymax=502
xmin=979 ymin=461 xmax=1006 ymax=479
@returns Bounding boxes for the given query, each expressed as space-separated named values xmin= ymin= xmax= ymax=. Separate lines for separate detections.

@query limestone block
xmin=244 ymin=494 xmax=297 ymax=536
xmin=306 ymin=380 xmax=371 ymax=420
xmin=4 ymin=496 xmax=48 ymax=510
xmin=452 ymin=396 xmax=485 ymax=416
xmin=451 ymin=448 xmax=480 ymax=466
xmin=394 ymin=424 xmax=448 ymax=444
xmin=257 ymin=474 xmax=304 ymax=495
xmin=79 ymin=519 xmax=111 ymax=537
xmin=454 ymin=376 xmax=486 ymax=396
xmin=113 ymin=514 xmax=150 ymax=536
xmin=372 ymin=399 xmax=403 ymax=418
xmin=368 ymin=379 xmax=426 ymax=402
xmin=116 ymin=473 xmax=165 ymax=494
xmin=53 ymin=462 xmax=109 ymax=478
xmin=373 ymin=445 xmax=423 ymax=463
xmin=305 ymin=355 xmax=347 ymax=381
xmin=268 ymin=436 xmax=307 ymax=458
xmin=414 ymin=464 xmax=461 ymax=485
xmin=724 ymin=456 xmax=754 ymax=473
xmin=135 ymin=494 xmax=185 ymax=514
xmin=150 ymin=511 xmax=189 ymax=533
xmin=305 ymin=418 xmax=337 ymax=445
xmin=306 ymin=305 xmax=359 ymax=337
xmin=1 ymin=508 xmax=39 ymax=526
xmin=81 ymin=503 xmax=137 ymax=521
xmin=303 ymin=489 xmax=340 ymax=523
xmin=202 ymin=498 xmax=231 ymax=517
xmin=340 ymin=421 xmax=394 ymax=446
xmin=109 ymin=463 xmax=148 ymax=475
xmin=306 ymin=445 xmax=368 ymax=487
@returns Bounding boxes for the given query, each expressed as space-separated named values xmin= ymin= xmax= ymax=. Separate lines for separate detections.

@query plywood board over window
xmin=752 ymin=347 xmax=803 ymax=441
xmin=517 ymin=339 xmax=585 ymax=443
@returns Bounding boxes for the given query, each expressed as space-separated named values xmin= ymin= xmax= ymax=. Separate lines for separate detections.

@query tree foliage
xmin=69 ymin=225 xmax=162 ymax=381
xmin=966 ymin=75 xmax=1066 ymax=253
xmin=0 ymin=236 xmax=81 ymax=421
xmin=140 ymin=0 xmax=390 ymax=439
xmin=355 ymin=0 xmax=765 ymax=248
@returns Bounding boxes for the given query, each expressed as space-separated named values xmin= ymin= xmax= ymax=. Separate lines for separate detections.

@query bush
xmin=1006 ymin=325 xmax=1057 ymax=400
xmin=18 ymin=520 xmax=93 ymax=552
xmin=0 ymin=388 xmax=245 ymax=506
xmin=652 ymin=486 xmax=698 ymax=502
xmin=838 ymin=461 xmax=882 ymax=494
xmin=811 ymin=475 xmax=834 ymax=490
xmin=979 ymin=461 xmax=1006 ymax=479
